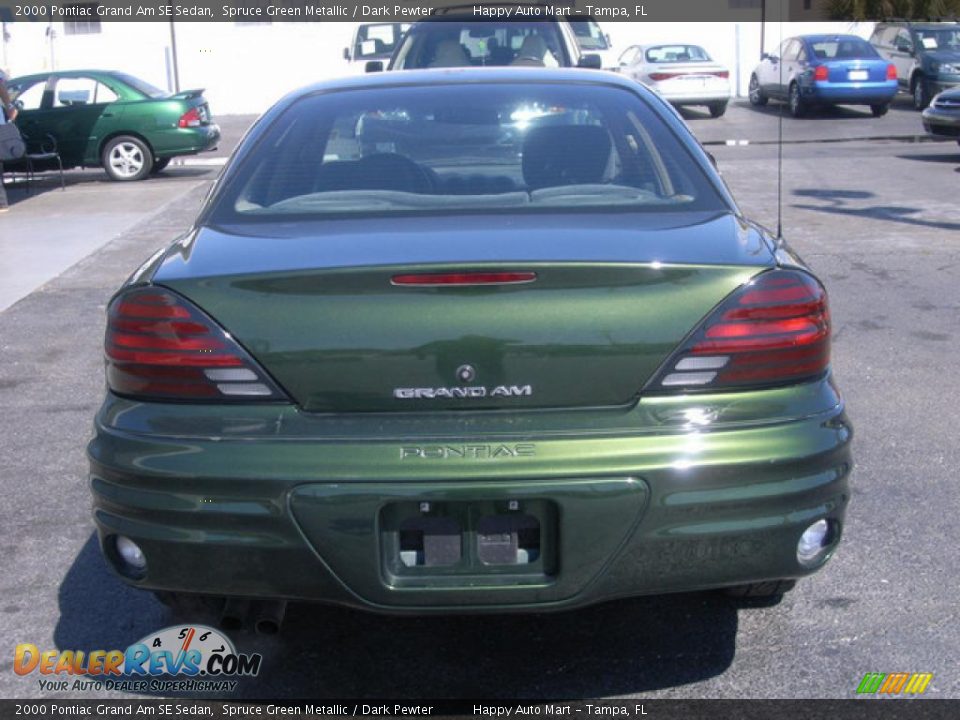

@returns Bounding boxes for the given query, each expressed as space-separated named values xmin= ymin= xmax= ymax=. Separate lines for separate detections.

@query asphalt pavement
xmin=0 ymin=93 xmax=958 ymax=700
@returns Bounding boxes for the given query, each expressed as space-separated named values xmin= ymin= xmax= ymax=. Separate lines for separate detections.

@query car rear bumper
xmin=806 ymin=81 xmax=898 ymax=105
xmin=88 ymin=379 xmax=852 ymax=613
xmin=151 ymin=124 xmax=221 ymax=158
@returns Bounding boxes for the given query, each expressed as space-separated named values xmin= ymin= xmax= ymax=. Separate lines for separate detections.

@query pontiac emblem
xmin=456 ymin=364 xmax=476 ymax=383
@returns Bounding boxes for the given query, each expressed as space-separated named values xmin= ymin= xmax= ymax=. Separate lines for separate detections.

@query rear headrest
xmin=521 ymin=125 xmax=613 ymax=191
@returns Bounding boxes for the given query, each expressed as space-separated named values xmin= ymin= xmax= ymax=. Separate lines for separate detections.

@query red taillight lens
xmin=105 ymin=287 xmax=284 ymax=401
xmin=713 ymin=70 xmax=730 ymax=78
xmin=814 ymin=65 xmax=829 ymax=82
xmin=651 ymin=270 xmax=830 ymax=392
xmin=886 ymin=63 xmax=897 ymax=80
xmin=648 ymin=72 xmax=680 ymax=81
xmin=178 ymin=107 xmax=202 ymax=128
xmin=391 ymin=271 xmax=537 ymax=286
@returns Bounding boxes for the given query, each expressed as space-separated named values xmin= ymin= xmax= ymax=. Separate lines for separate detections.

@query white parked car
xmin=618 ymin=43 xmax=732 ymax=117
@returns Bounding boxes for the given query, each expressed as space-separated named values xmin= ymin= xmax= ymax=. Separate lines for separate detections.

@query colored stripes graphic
xmin=857 ymin=672 xmax=933 ymax=695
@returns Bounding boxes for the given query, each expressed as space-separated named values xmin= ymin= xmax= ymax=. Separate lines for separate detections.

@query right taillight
xmin=886 ymin=63 xmax=897 ymax=80
xmin=178 ymin=107 xmax=202 ymax=128
xmin=105 ymin=287 xmax=286 ymax=402
xmin=651 ymin=270 xmax=830 ymax=392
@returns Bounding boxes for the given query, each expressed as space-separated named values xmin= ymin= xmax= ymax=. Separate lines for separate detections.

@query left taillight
xmin=814 ymin=65 xmax=829 ymax=82
xmin=648 ymin=269 xmax=831 ymax=393
xmin=178 ymin=107 xmax=202 ymax=128
xmin=886 ymin=64 xmax=897 ymax=80
xmin=105 ymin=287 xmax=285 ymax=402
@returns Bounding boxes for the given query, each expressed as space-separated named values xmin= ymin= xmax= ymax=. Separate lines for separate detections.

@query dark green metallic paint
xmin=88 ymin=69 xmax=851 ymax=613
xmin=7 ymin=70 xmax=219 ymax=172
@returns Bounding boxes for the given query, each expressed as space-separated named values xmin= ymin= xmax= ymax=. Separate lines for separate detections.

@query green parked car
xmin=88 ymin=69 xmax=851 ymax=631
xmin=6 ymin=69 xmax=219 ymax=181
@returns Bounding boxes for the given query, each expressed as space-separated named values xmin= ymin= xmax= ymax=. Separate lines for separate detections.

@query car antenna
xmin=775 ymin=4 xmax=784 ymax=244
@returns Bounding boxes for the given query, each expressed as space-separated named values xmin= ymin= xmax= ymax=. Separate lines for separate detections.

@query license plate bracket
xmin=380 ymin=499 xmax=556 ymax=586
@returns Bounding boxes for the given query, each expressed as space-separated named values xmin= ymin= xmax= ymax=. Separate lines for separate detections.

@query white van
xmin=344 ymin=23 xmax=412 ymax=72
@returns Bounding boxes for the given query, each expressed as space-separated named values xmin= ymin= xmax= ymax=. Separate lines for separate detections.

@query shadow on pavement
xmin=894 ymin=151 xmax=960 ymax=164
xmin=55 ymin=534 xmax=740 ymax=698
xmin=1 ymin=167 xmax=216 ymax=205
xmin=792 ymin=187 xmax=960 ymax=232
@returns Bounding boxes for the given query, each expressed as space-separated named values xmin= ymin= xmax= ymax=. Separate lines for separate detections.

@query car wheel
xmin=708 ymin=101 xmax=728 ymax=118
xmin=153 ymin=590 xmax=225 ymax=618
xmin=150 ymin=158 xmax=171 ymax=174
xmin=723 ymin=579 xmax=796 ymax=598
xmin=912 ymin=76 xmax=931 ymax=110
xmin=788 ymin=83 xmax=806 ymax=118
xmin=870 ymin=103 xmax=889 ymax=117
xmin=102 ymin=135 xmax=153 ymax=181
xmin=748 ymin=74 xmax=767 ymax=106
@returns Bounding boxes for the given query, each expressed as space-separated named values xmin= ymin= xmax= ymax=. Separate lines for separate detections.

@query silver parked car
xmin=618 ymin=43 xmax=731 ymax=117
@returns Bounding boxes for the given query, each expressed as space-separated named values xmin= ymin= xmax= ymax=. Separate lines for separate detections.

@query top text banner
xmin=0 ymin=1 xmax=831 ymax=23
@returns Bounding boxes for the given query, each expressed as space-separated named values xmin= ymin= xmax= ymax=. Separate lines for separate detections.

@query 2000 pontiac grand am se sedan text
xmin=87 ymin=69 xmax=852 ymax=625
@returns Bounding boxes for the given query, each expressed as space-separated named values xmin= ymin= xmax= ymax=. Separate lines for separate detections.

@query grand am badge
xmin=394 ymin=385 xmax=532 ymax=399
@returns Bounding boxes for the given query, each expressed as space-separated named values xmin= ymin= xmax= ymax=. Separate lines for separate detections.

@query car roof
xmin=9 ymin=69 xmax=125 ymax=83
xmin=797 ymin=34 xmax=865 ymax=42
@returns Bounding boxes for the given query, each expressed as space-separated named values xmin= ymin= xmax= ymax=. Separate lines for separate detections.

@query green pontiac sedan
xmin=88 ymin=69 xmax=851 ymax=631
xmin=7 ymin=70 xmax=219 ymax=181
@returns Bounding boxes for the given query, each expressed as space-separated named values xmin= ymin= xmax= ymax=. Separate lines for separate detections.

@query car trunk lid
xmin=154 ymin=212 xmax=773 ymax=412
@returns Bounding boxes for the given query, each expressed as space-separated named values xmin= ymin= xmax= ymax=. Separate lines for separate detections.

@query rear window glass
xmin=645 ymin=45 xmax=712 ymax=63
xmin=212 ymin=83 xmax=726 ymax=221
xmin=392 ymin=21 xmax=567 ymax=69
xmin=809 ymin=37 xmax=878 ymax=60
xmin=114 ymin=73 xmax=168 ymax=98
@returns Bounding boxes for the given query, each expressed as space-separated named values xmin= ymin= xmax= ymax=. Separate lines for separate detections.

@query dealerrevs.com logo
xmin=15 ymin=625 xmax=262 ymax=693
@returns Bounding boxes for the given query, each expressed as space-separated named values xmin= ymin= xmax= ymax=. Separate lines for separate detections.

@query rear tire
xmin=102 ymin=135 xmax=153 ymax=181
xmin=870 ymin=103 xmax=889 ymax=117
xmin=708 ymin=101 xmax=728 ymax=118
xmin=788 ymin=83 xmax=806 ymax=118
xmin=912 ymin=76 xmax=931 ymax=110
xmin=150 ymin=158 xmax=171 ymax=174
xmin=748 ymin=74 xmax=767 ymax=106
xmin=723 ymin=579 xmax=796 ymax=599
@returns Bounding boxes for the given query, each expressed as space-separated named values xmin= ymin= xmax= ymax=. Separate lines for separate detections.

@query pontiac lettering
xmin=401 ymin=444 xmax=536 ymax=460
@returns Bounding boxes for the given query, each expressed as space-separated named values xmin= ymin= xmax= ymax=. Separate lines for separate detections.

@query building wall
xmin=2 ymin=20 xmax=874 ymax=114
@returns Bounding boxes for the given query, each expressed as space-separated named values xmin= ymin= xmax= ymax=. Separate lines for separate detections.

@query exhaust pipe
xmin=253 ymin=599 xmax=287 ymax=635
xmin=220 ymin=597 xmax=250 ymax=632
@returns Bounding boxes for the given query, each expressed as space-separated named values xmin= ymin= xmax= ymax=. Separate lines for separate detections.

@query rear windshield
xmin=644 ymin=45 xmax=712 ymax=63
xmin=114 ymin=73 xmax=168 ymax=98
xmin=392 ymin=21 xmax=568 ymax=69
xmin=808 ymin=37 xmax=878 ymax=60
xmin=211 ymin=82 xmax=727 ymax=221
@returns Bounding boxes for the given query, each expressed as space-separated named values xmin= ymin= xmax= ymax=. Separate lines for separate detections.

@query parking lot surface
xmin=1 ymin=96 xmax=958 ymax=699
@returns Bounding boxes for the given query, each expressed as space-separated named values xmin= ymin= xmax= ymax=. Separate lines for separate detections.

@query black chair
xmin=23 ymin=133 xmax=65 ymax=193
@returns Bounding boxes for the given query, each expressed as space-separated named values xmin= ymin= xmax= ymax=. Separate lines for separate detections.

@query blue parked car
xmin=749 ymin=34 xmax=898 ymax=117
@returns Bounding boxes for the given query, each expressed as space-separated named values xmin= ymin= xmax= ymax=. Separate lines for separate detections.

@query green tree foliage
xmin=826 ymin=0 xmax=960 ymax=19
